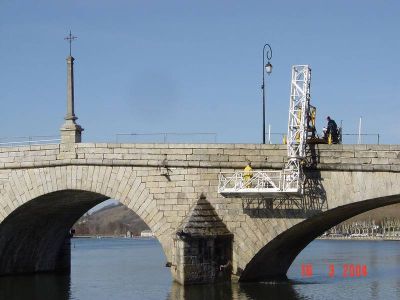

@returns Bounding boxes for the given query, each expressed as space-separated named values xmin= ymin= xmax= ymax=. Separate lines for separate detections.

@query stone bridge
xmin=2 ymin=52 xmax=399 ymax=285
xmin=0 ymin=142 xmax=399 ymax=284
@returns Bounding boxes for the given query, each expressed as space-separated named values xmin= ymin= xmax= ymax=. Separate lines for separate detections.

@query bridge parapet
xmin=0 ymin=143 xmax=399 ymax=171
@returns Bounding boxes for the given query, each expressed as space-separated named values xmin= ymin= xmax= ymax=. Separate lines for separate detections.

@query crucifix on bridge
xmin=64 ymin=31 xmax=77 ymax=57
xmin=60 ymin=30 xmax=83 ymax=145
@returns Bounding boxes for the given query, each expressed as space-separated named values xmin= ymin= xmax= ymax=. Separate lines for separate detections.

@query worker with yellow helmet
xmin=243 ymin=161 xmax=253 ymax=188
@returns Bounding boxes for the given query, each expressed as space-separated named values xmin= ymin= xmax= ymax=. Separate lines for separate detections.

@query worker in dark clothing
xmin=326 ymin=116 xmax=339 ymax=144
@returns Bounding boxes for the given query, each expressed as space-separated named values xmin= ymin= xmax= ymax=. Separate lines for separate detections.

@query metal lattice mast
xmin=217 ymin=64 xmax=313 ymax=199
xmin=285 ymin=65 xmax=311 ymax=191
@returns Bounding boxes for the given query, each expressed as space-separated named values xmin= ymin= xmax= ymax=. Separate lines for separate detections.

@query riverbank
xmin=318 ymin=236 xmax=400 ymax=241
xmin=75 ymin=235 xmax=399 ymax=241
xmin=73 ymin=235 xmax=155 ymax=239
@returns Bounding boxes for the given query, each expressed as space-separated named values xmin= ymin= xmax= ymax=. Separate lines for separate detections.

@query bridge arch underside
xmin=239 ymin=194 xmax=400 ymax=282
xmin=0 ymin=190 xmax=109 ymax=276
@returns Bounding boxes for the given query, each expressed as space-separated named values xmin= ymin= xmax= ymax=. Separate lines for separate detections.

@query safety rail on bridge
xmin=218 ymin=170 xmax=301 ymax=198
xmin=0 ymin=136 xmax=61 ymax=147
xmin=115 ymin=132 xmax=218 ymax=143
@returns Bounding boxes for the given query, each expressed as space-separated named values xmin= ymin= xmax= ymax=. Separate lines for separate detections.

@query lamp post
xmin=262 ymin=43 xmax=273 ymax=144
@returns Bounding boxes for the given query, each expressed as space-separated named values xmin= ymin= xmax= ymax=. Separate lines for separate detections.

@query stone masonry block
xmin=193 ymin=148 xmax=221 ymax=155
xmin=389 ymin=158 xmax=400 ymax=165
xmin=320 ymin=151 xmax=354 ymax=158
xmin=368 ymin=145 xmax=392 ymax=151
xmin=371 ymin=158 xmax=389 ymax=164
xmin=355 ymin=151 xmax=378 ymax=158
xmin=377 ymin=152 xmax=399 ymax=159
xmin=209 ymin=154 xmax=229 ymax=162
xmin=188 ymin=154 xmax=210 ymax=161
xmin=341 ymin=157 xmax=371 ymax=164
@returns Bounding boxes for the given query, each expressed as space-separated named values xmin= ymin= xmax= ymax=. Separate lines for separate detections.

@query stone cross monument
xmin=60 ymin=31 xmax=83 ymax=144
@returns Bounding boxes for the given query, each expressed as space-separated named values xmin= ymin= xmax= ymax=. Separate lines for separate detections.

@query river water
xmin=0 ymin=238 xmax=399 ymax=300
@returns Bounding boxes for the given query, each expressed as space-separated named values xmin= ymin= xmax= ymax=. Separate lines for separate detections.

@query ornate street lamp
xmin=262 ymin=43 xmax=272 ymax=144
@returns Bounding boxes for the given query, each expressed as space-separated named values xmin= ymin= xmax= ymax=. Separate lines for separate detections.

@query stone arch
xmin=239 ymin=194 xmax=400 ymax=282
xmin=0 ymin=165 xmax=173 ymax=275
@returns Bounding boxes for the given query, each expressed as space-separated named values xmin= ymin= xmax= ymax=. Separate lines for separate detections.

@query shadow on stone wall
xmin=302 ymin=144 xmax=328 ymax=213
xmin=242 ymin=144 xmax=327 ymax=219
xmin=304 ymin=144 xmax=320 ymax=168
xmin=302 ymin=170 xmax=328 ymax=211
xmin=242 ymin=171 xmax=327 ymax=219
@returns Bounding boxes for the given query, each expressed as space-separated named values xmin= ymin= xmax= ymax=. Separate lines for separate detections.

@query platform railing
xmin=218 ymin=170 xmax=300 ymax=196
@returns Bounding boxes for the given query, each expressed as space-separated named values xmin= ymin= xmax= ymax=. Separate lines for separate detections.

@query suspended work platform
xmin=218 ymin=65 xmax=313 ymax=199
xmin=218 ymin=170 xmax=301 ymax=198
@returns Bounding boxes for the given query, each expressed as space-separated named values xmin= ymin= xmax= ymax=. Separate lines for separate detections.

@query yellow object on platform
xmin=243 ymin=165 xmax=253 ymax=188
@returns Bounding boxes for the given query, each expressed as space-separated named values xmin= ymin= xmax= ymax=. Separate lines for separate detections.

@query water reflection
xmin=370 ymin=280 xmax=379 ymax=299
xmin=168 ymin=282 xmax=233 ymax=300
xmin=239 ymin=281 xmax=306 ymax=300
xmin=0 ymin=273 xmax=308 ymax=300
xmin=0 ymin=273 xmax=70 ymax=300
xmin=168 ymin=280 xmax=306 ymax=300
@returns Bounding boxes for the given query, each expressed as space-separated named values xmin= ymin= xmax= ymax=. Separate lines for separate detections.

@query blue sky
xmin=0 ymin=1 xmax=399 ymax=144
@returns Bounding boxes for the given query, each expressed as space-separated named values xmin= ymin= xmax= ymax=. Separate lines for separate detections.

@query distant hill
xmin=73 ymin=202 xmax=400 ymax=236
xmin=344 ymin=203 xmax=400 ymax=223
xmin=74 ymin=203 xmax=150 ymax=236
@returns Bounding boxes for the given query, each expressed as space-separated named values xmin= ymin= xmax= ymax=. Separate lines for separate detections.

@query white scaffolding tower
xmin=218 ymin=65 xmax=312 ymax=198
xmin=284 ymin=65 xmax=312 ymax=195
